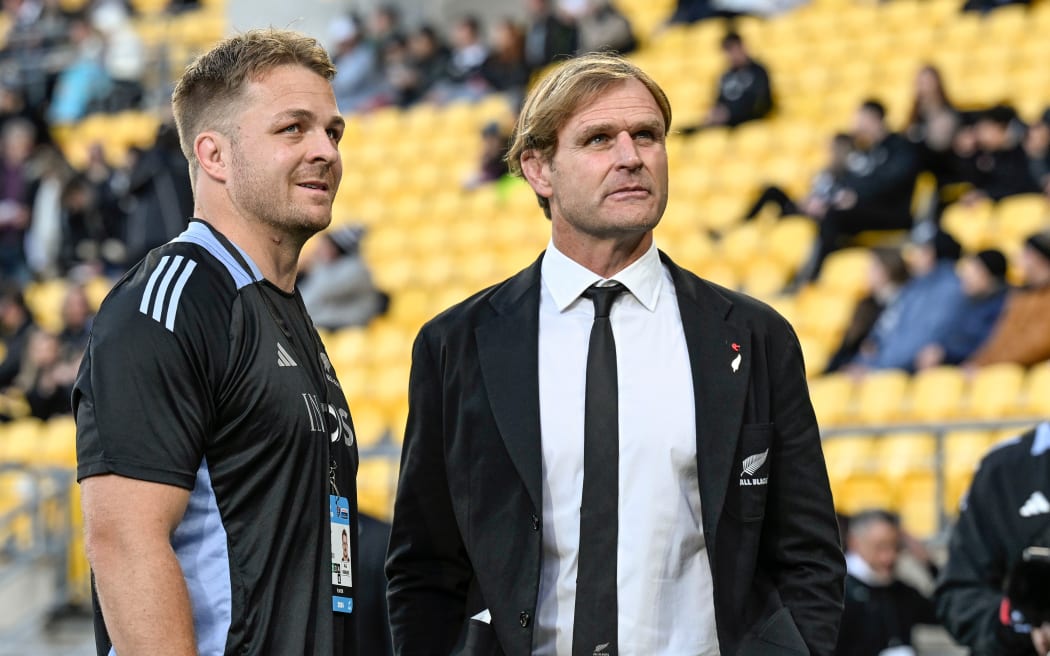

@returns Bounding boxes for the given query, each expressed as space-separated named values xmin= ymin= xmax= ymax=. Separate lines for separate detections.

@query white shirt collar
xmin=541 ymin=239 xmax=664 ymax=313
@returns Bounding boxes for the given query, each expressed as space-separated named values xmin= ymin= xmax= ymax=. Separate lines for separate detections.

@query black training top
xmin=75 ymin=219 xmax=359 ymax=655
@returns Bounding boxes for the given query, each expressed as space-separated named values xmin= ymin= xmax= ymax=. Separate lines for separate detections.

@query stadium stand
xmin=0 ymin=0 xmax=1049 ymax=641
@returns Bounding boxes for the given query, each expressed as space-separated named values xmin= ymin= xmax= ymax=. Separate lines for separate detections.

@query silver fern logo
xmin=741 ymin=449 xmax=769 ymax=476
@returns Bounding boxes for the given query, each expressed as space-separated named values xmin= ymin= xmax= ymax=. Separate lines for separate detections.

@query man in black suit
xmin=387 ymin=52 xmax=844 ymax=656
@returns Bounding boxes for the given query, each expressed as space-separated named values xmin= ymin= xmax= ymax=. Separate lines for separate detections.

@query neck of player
xmin=552 ymin=221 xmax=653 ymax=279
xmin=197 ymin=207 xmax=306 ymax=293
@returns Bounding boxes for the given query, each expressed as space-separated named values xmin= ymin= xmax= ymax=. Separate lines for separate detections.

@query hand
xmin=833 ymin=189 xmax=857 ymax=210
xmin=705 ymin=105 xmax=729 ymax=126
xmin=1032 ymin=623 xmax=1050 ymax=655
xmin=801 ymin=197 xmax=828 ymax=219
xmin=914 ymin=344 xmax=945 ymax=371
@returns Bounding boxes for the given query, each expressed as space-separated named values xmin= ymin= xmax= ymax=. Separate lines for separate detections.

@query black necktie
xmin=573 ymin=282 xmax=626 ymax=656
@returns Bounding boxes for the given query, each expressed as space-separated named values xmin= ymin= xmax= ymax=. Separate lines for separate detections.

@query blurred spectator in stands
xmin=523 ymin=0 xmax=578 ymax=74
xmin=448 ymin=15 xmax=490 ymax=83
xmin=574 ymin=1 xmax=637 ymax=55
xmin=825 ymin=247 xmax=909 ymax=373
xmin=905 ymin=65 xmax=960 ymax=188
xmin=744 ymin=132 xmax=853 ymax=222
xmin=404 ymin=25 xmax=451 ymax=103
xmin=967 ymin=230 xmax=1050 ymax=367
xmin=381 ymin=34 xmax=420 ymax=108
xmin=367 ymin=3 xmax=404 ymax=53
xmin=166 ymin=0 xmax=201 ymax=12
xmin=122 ymin=122 xmax=192 ymax=266
xmin=851 ymin=224 xmax=965 ymax=372
xmin=428 ymin=15 xmax=491 ymax=103
xmin=464 ymin=121 xmax=511 ymax=190
xmin=15 ymin=328 xmax=77 ymax=419
xmin=0 ymin=0 xmax=75 ymax=109
xmin=665 ymin=0 xmax=720 ymax=24
xmin=46 ymin=13 xmax=111 ymax=124
xmin=835 ymin=510 xmax=937 ymax=656
xmin=954 ymin=104 xmax=1040 ymax=203
xmin=680 ymin=31 xmax=772 ymax=133
xmin=58 ymin=144 xmax=125 ymax=275
xmin=961 ymin=0 xmax=1029 ymax=13
xmin=91 ymin=1 xmax=144 ymax=112
xmin=299 ymin=226 xmax=387 ymax=330
xmin=24 ymin=144 xmax=75 ymax=277
xmin=798 ymin=100 xmax=920 ymax=281
xmin=1025 ymin=107 xmax=1050 ymax=197
xmin=479 ymin=18 xmax=530 ymax=100
xmin=0 ymin=84 xmax=50 ymax=148
xmin=330 ymin=14 xmax=388 ymax=114
xmin=57 ymin=284 xmax=92 ymax=355
xmin=0 ymin=284 xmax=35 ymax=390
xmin=915 ymin=249 xmax=1009 ymax=370
xmin=0 ymin=117 xmax=37 ymax=281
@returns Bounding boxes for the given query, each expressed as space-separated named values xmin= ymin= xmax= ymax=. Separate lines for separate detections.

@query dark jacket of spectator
xmin=524 ymin=1 xmax=578 ymax=73
xmin=577 ymin=1 xmax=637 ymax=55
xmin=959 ymin=143 xmax=1040 ymax=201
xmin=843 ymin=132 xmax=921 ymax=220
xmin=122 ymin=124 xmax=193 ymax=266
xmin=716 ymin=58 xmax=772 ymax=127
xmin=479 ymin=20 xmax=529 ymax=94
xmin=836 ymin=562 xmax=937 ymax=656
xmin=0 ymin=288 xmax=35 ymax=389
xmin=937 ymin=288 xmax=1008 ymax=365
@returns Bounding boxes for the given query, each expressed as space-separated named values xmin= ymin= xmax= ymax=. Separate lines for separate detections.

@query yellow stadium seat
xmin=875 ymin=431 xmax=936 ymax=483
xmin=965 ymin=362 xmax=1026 ymax=419
xmin=1022 ymin=362 xmax=1050 ymax=417
xmin=357 ymin=457 xmax=398 ymax=522
xmin=993 ymin=194 xmax=1048 ymax=242
xmin=0 ymin=418 xmax=44 ymax=465
xmin=817 ymin=248 xmax=873 ymax=300
xmin=350 ymin=405 xmax=390 ymax=450
xmin=896 ymin=473 xmax=939 ymax=538
xmin=767 ymin=216 xmax=817 ymax=273
xmin=39 ymin=416 xmax=77 ymax=469
xmin=853 ymin=369 xmax=910 ymax=424
xmin=835 ymin=474 xmax=893 ymax=516
xmin=822 ymin=434 xmax=875 ymax=485
xmin=942 ymin=199 xmax=994 ymax=252
xmin=810 ymin=371 xmax=852 ymax=428
xmin=905 ymin=366 xmax=966 ymax=421
xmin=943 ymin=429 xmax=992 ymax=512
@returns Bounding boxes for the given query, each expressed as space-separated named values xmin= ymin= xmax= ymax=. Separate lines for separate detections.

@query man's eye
xmin=588 ymin=134 xmax=608 ymax=145
xmin=327 ymin=128 xmax=342 ymax=141
xmin=282 ymin=124 xmax=300 ymax=133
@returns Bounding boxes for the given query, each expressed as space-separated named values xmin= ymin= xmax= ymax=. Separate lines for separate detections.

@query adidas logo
xmin=277 ymin=342 xmax=298 ymax=367
xmin=1020 ymin=491 xmax=1050 ymax=518
xmin=139 ymin=254 xmax=198 ymax=332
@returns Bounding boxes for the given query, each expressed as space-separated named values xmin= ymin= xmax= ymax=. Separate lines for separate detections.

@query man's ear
xmin=195 ymin=131 xmax=228 ymax=183
xmin=520 ymin=149 xmax=553 ymax=202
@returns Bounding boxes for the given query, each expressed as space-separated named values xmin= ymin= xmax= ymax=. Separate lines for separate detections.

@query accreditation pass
xmin=330 ymin=494 xmax=354 ymax=613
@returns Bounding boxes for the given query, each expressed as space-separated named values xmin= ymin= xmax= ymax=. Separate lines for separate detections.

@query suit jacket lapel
xmin=662 ymin=252 xmax=751 ymax=536
xmin=475 ymin=255 xmax=545 ymax=512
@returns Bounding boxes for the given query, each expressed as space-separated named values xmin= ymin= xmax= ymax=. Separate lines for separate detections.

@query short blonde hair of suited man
xmin=171 ymin=28 xmax=337 ymax=184
xmin=506 ymin=53 xmax=673 ymax=219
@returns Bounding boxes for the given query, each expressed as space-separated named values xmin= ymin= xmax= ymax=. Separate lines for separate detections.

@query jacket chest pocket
xmin=726 ymin=423 xmax=774 ymax=521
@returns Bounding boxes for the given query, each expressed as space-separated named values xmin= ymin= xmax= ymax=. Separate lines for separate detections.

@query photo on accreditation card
xmin=330 ymin=495 xmax=352 ymax=586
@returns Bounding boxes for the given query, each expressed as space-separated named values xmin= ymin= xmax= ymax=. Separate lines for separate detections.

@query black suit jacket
xmin=386 ymin=252 xmax=844 ymax=656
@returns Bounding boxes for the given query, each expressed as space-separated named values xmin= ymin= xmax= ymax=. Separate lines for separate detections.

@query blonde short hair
xmin=507 ymin=53 xmax=672 ymax=217
xmin=171 ymin=28 xmax=336 ymax=180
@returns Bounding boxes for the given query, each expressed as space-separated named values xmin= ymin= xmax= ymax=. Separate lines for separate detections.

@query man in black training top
xmin=74 ymin=29 xmax=359 ymax=656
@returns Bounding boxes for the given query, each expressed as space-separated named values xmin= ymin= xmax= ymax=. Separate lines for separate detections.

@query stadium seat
xmin=357 ymin=457 xmax=398 ymax=522
xmin=822 ymin=433 xmax=875 ymax=485
xmin=1022 ymin=362 xmax=1050 ymax=417
xmin=965 ymin=362 xmax=1026 ymax=419
xmin=767 ymin=216 xmax=817 ymax=273
xmin=993 ymin=194 xmax=1048 ymax=243
xmin=852 ymin=370 xmax=910 ymax=425
xmin=895 ymin=473 xmax=939 ymax=538
xmin=905 ymin=366 xmax=966 ymax=422
xmin=942 ymin=199 xmax=994 ymax=252
xmin=876 ymin=431 xmax=936 ymax=483
xmin=349 ymin=404 xmax=390 ymax=451
xmin=943 ymin=429 xmax=992 ymax=512
xmin=817 ymin=248 xmax=872 ymax=300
